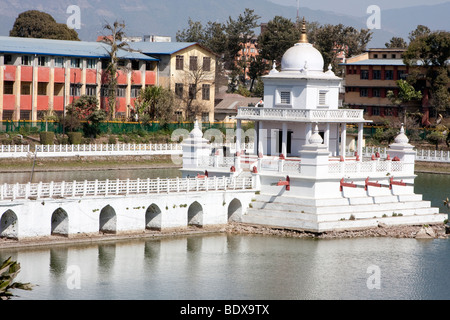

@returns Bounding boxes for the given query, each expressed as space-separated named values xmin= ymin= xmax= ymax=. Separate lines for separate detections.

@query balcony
xmin=236 ymin=107 xmax=368 ymax=123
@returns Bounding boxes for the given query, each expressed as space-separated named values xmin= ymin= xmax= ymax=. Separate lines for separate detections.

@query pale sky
xmin=269 ymin=0 xmax=450 ymax=16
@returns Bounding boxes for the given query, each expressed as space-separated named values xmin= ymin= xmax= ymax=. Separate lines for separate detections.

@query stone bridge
xmin=0 ymin=176 xmax=256 ymax=240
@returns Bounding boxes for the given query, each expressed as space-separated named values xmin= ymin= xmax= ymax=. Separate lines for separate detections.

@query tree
xmin=10 ymin=10 xmax=79 ymax=41
xmin=101 ymin=20 xmax=129 ymax=120
xmin=403 ymin=29 xmax=450 ymax=116
xmin=134 ymin=86 xmax=177 ymax=125
xmin=248 ymin=56 xmax=269 ymax=92
xmin=257 ymin=16 xmax=300 ymax=66
xmin=387 ymin=80 xmax=423 ymax=124
xmin=408 ymin=25 xmax=431 ymax=43
xmin=385 ymin=37 xmax=408 ymax=48
xmin=0 ymin=257 xmax=33 ymax=300
xmin=64 ymin=95 xmax=106 ymax=138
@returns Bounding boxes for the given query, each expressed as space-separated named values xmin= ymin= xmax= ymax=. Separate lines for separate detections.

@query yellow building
xmin=128 ymin=42 xmax=217 ymax=122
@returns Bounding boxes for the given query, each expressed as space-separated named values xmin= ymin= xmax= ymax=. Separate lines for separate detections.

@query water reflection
xmin=3 ymin=234 xmax=450 ymax=300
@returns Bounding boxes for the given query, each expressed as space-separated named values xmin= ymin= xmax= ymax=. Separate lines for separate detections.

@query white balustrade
xmin=0 ymin=176 xmax=254 ymax=201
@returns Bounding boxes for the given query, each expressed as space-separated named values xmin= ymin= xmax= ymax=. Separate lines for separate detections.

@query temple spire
xmin=299 ymin=17 xmax=308 ymax=43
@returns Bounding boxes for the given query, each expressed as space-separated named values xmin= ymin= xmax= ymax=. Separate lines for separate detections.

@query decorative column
xmin=357 ymin=122 xmax=364 ymax=160
xmin=340 ymin=123 xmax=347 ymax=158
xmin=387 ymin=125 xmax=416 ymax=175
xmin=181 ymin=120 xmax=210 ymax=169
xmin=236 ymin=119 xmax=242 ymax=154
xmin=281 ymin=122 xmax=287 ymax=158
xmin=299 ymin=125 xmax=330 ymax=178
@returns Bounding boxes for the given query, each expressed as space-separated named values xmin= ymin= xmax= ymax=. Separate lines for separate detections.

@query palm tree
xmin=101 ymin=20 xmax=129 ymax=120
xmin=0 ymin=257 xmax=33 ymax=300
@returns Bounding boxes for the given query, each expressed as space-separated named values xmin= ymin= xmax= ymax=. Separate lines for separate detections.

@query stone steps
xmin=242 ymin=192 xmax=445 ymax=232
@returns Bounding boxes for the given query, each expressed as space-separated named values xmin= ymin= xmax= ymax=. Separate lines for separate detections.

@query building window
xmin=385 ymin=108 xmax=393 ymax=116
xmin=71 ymin=58 xmax=81 ymax=68
xmin=373 ymin=54 xmax=378 ymax=58
xmin=38 ymin=56 xmax=49 ymax=67
xmin=398 ymin=70 xmax=406 ymax=80
xmin=131 ymin=86 xmax=142 ymax=98
xmin=189 ymin=84 xmax=197 ymax=99
xmin=360 ymin=70 xmax=369 ymax=80
xmin=372 ymin=107 xmax=380 ymax=116
xmin=360 ymin=88 xmax=368 ymax=97
xmin=189 ymin=56 xmax=198 ymax=71
xmin=385 ymin=70 xmax=393 ymax=80
xmin=37 ymin=82 xmax=48 ymax=95
xmin=116 ymin=86 xmax=126 ymax=98
xmin=373 ymin=89 xmax=381 ymax=97
xmin=21 ymin=55 xmax=33 ymax=66
xmin=202 ymin=84 xmax=210 ymax=101
xmin=21 ymin=82 xmax=31 ymax=95
xmin=280 ymin=91 xmax=291 ymax=105
xmin=54 ymin=57 xmax=64 ymax=68
xmin=318 ymin=91 xmax=327 ymax=105
xmin=175 ymin=83 xmax=183 ymax=98
xmin=86 ymin=85 xmax=97 ymax=96
xmin=373 ymin=70 xmax=381 ymax=80
xmin=382 ymin=54 xmax=387 ymax=59
xmin=131 ymin=60 xmax=140 ymax=71
xmin=3 ymin=81 xmax=14 ymax=95
xmin=202 ymin=112 xmax=209 ymax=122
xmin=87 ymin=59 xmax=97 ymax=69
xmin=70 ymin=84 xmax=81 ymax=97
xmin=391 ymin=54 xmax=396 ymax=59
xmin=203 ymin=57 xmax=211 ymax=72
xmin=176 ymin=55 xmax=184 ymax=70
xmin=54 ymin=83 xmax=64 ymax=96
xmin=4 ymin=55 xmax=13 ymax=65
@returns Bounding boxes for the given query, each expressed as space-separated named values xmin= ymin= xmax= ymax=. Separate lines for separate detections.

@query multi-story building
xmin=341 ymin=48 xmax=411 ymax=121
xmin=127 ymin=42 xmax=217 ymax=122
xmin=0 ymin=36 xmax=158 ymax=121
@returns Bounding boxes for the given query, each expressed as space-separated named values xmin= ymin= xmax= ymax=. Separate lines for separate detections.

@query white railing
xmin=361 ymin=146 xmax=450 ymax=163
xmin=415 ymin=149 xmax=450 ymax=163
xmin=0 ymin=145 xmax=30 ymax=158
xmin=0 ymin=176 xmax=254 ymax=201
xmin=237 ymin=107 xmax=365 ymax=122
xmin=328 ymin=159 xmax=404 ymax=175
xmin=34 ymin=143 xmax=183 ymax=157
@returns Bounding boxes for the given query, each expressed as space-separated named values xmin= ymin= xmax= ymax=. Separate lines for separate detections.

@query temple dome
xmin=280 ymin=17 xmax=324 ymax=73
xmin=281 ymin=42 xmax=324 ymax=72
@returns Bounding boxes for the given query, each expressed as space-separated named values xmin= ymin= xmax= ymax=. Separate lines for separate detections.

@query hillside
xmin=0 ymin=0 xmax=448 ymax=48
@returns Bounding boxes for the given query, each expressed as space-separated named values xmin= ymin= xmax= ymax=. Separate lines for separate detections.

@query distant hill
xmin=0 ymin=0 xmax=448 ymax=49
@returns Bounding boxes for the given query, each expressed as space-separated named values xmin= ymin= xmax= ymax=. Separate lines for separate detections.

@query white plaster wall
xmin=0 ymin=190 xmax=256 ymax=239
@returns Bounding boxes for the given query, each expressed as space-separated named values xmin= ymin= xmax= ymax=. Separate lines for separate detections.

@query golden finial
xmin=299 ymin=17 xmax=308 ymax=43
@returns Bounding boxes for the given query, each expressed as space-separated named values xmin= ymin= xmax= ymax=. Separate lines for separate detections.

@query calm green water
xmin=4 ymin=234 xmax=450 ymax=300
xmin=1 ymin=171 xmax=449 ymax=300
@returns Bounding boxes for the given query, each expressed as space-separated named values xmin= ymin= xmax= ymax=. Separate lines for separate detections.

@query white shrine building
xmin=181 ymin=20 xmax=447 ymax=232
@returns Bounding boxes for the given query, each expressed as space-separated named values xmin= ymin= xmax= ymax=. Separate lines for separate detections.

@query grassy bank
xmin=414 ymin=161 xmax=450 ymax=174
xmin=0 ymin=155 xmax=179 ymax=172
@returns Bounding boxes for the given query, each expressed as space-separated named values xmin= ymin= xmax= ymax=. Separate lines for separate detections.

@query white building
xmin=181 ymin=20 xmax=447 ymax=232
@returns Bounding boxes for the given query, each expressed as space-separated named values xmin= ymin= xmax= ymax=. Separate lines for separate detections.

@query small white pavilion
xmin=180 ymin=20 xmax=447 ymax=232
xmin=235 ymin=19 xmax=369 ymax=160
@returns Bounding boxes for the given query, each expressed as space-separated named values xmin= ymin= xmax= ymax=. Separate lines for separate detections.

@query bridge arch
xmin=51 ymin=208 xmax=69 ymax=236
xmin=99 ymin=205 xmax=117 ymax=234
xmin=145 ymin=203 xmax=162 ymax=230
xmin=0 ymin=210 xmax=18 ymax=239
xmin=228 ymin=198 xmax=242 ymax=222
xmin=188 ymin=201 xmax=203 ymax=227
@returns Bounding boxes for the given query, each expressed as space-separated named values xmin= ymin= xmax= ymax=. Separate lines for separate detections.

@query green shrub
xmin=39 ymin=131 xmax=54 ymax=145
xmin=67 ymin=132 xmax=82 ymax=145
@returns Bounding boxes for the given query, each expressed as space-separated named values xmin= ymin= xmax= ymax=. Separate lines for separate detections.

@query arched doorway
xmin=51 ymin=208 xmax=69 ymax=236
xmin=187 ymin=201 xmax=203 ymax=227
xmin=99 ymin=205 xmax=117 ymax=234
xmin=145 ymin=203 xmax=162 ymax=230
xmin=228 ymin=199 xmax=242 ymax=222
xmin=0 ymin=210 xmax=18 ymax=239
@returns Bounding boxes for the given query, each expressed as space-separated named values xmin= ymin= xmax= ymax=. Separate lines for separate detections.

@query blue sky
xmin=268 ymin=0 xmax=450 ymax=16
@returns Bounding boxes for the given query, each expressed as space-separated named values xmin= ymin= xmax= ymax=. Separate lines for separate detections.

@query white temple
xmin=181 ymin=20 xmax=447 ymax=232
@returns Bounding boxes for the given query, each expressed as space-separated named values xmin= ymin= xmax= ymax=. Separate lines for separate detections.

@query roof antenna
xmin=296 ymin=0 xmax=300 ymax=24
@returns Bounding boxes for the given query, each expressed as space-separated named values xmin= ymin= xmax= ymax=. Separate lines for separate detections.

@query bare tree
xmin=174 ymin=54 xmax=215 ymax=121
